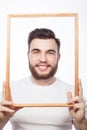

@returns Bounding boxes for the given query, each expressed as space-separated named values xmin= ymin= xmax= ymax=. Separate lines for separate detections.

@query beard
xmin=29 ymin=62 xmax=58 ymax=80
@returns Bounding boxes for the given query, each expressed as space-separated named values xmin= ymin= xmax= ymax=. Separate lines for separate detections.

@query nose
xmin=40 ymin=52 xmax=47 ymax=62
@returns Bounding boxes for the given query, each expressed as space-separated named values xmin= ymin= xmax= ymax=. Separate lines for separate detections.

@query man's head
xmin=28 ymin=28 xmax=60 ymax=53
xmin=27 ymin=28 xmax=61 ymax=80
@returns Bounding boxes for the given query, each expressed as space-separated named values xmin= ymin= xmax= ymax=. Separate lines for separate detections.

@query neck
xmin=30 ymin=76 xmax=56 ymax=86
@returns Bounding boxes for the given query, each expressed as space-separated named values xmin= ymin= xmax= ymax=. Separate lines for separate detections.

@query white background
xmin=10 ymin=16 xmax=74 ymax=85
xmin=0 ymin=0 xmax=87 ymax=130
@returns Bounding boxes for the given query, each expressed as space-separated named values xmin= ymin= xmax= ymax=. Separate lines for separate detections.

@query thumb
xmin=67 ymin=91 xmax=73 ymax=102
xmin=2 ymin=81 xmax=6 ymax=100
xmin=2 ymin=81 xmax=12 ymax=101
xmin=79 ymin=79 xmax=83 ymax=99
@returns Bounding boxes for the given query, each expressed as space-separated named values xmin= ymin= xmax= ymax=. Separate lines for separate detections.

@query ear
xmin=27 ymin=52 xmax=29 ymax=61
xmin=58 ymin=53 xmax=61 ymax=61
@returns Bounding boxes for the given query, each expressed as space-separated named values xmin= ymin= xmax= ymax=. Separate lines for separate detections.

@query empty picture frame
xmin=5 ymin=13 xmax=79 ymax=107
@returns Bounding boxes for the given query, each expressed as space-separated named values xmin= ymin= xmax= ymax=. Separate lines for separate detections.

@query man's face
xmin=28 ymin=38 xmax=60 ymax=80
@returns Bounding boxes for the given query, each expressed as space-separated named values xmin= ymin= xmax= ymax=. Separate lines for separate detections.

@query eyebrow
xmin=30 ymin=48 xmax=56 ymax=53
xmin=30 ymin=48 xmax=40 ymax=52
xmin=47 ymin=49 xmax=56 ymax=53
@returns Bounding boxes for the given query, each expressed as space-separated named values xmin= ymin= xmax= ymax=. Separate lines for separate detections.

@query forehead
xmin=30 ymin=38 xmax=57 ymax=50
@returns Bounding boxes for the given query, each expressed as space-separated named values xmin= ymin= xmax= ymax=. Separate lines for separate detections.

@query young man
xmin=0 ymin=28 xmax=87 ymax=130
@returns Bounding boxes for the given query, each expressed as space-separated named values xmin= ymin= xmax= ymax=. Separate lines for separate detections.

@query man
xmin=0 ymin=28 xmax=87 ymax=130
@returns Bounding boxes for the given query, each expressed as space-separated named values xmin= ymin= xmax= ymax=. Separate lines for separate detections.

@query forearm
xmin=78 ymin=118 xmax=87 ymax=130
xmin=0 ymin=117 xmax=10 ymax=130
xmin=74 ymin=118 xmax=87 ymax=130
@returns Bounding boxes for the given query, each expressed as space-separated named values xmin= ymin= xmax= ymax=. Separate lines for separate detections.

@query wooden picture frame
xmin=5 ymin=13 xmax=79 ymax=107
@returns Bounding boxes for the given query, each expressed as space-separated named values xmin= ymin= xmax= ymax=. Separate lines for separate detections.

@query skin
xmin=0 ymin=38 xmax=87 ymax=130
xmin=28 ymin=38 xmax=60 ymax=86
xmin=0 ymin=38 xmax=61 ymax=124
xmin=67 ymin=80 xmax=87 ymax=130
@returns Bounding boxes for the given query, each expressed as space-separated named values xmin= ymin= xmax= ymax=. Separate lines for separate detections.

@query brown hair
xmin=28 ymin=28 xmax=60 ymax=53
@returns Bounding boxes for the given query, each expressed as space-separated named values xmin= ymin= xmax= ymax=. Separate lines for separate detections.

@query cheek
xmin=29 ymin=58 xmax=35 ymax=64
xmin=29 ymin=55 xmax=38 ymax=65
xmin=48 ymin=58 xmax=58 ymax=65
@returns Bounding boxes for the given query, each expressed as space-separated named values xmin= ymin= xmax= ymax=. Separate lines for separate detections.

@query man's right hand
xmin=0 ymin=100 xmax=15 ymax=121
xmin=0 ymin=82 xmax=18 ymax=122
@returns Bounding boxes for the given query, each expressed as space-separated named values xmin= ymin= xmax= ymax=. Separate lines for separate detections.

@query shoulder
xmin=11 ymin=77 xmax=31 ymax=88
xmin=55 ymin=78 xmax=74 ymax=94
xmin=56 ymin=78 xmax=73 ymax=88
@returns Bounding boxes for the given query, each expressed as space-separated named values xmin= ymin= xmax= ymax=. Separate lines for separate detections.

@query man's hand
xmin=0 ymin=100 xmax=15 ymax=121
xmin=67 ymin=80 xmax=85 ymax=122
xmin=0 ymin=82 xmax=20 ymax=122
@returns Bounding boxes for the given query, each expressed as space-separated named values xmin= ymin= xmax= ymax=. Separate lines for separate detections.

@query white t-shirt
xmin=9 ymin=77 xmax=73 ymax=130
xmin=6 ymin=77 xmax=86 ymax=130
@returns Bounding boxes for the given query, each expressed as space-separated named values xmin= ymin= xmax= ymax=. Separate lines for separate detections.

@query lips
xmin=35 ymin=64 xmax=51 ymax=71
xmin=38 ymin=66 xmax=48 ymax=71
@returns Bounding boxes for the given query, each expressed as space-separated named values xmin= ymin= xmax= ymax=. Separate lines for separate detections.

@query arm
xmin=0 ymin=101 xmax=15 ymax=129
xmin=67 ymin=80 xmax=87 ymax=130
xmin=0 ymin=82 xmax=18 ymax=129
xmin=0 ymin=100 xmax=15 ymax=130
xmin=73 ymin=118 xmax=87 ymax=130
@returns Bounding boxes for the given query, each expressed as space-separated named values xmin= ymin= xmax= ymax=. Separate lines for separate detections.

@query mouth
xmin=38 ymin=66 xmax=48 ymax=71
xmin=35 ymin=64 xmax=51 ymax=71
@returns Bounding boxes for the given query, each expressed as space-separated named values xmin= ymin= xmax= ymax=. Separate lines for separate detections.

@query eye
xmin=48 ymin=51 xmax=56 ymax=55
xmin=31 ymin=49 xmax=40 ymax=54
xmin=32 ymin=51 xmax=39 ymax=54
xmin=49 ymin=52 xmax=54 ymax=54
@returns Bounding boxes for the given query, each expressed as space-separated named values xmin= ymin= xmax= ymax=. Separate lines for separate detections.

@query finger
xmin=79 ymin=79 xmax=83 ymax=99
xmin=0 ymin=105 xmax=15 ymax=113
xmin=68 ymin=96 xmax=83 ymax=104
xmin=67 ymin=91 xmax=73 ymax=102
xmin=73 ymin=102 xmax=85 ymax=112
xmin=1 ymin=100 xmax=13 ymax=106
xmin=2 ymin=81 xmax=6 ymax=100
xmin=2 ymin=81 xmax=12 ymax=102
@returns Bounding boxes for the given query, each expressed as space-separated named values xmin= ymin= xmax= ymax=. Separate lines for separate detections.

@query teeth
xmin=39 ymin=66 xmax=47 ymax=69
xmin=38 ymin=66 xmax=47 ymax=70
